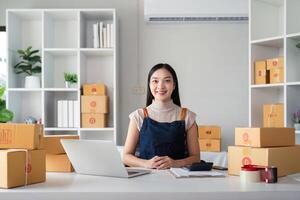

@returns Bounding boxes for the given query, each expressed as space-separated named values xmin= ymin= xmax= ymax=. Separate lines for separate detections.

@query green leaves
xmin=296 ymin=42 xmax=300 ymax=49
xmin=14 ymin=46 xmax=41 ymax=76
xmin=0 ymin=87 xmax=14 ymax=123
xmin=64 ymin=73 xmax=78 ymax=84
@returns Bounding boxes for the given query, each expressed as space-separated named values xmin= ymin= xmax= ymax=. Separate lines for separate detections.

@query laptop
xmin=60 ymin=139 xmax=151 ymax=178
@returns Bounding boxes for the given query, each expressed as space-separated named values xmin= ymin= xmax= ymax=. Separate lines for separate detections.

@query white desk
xmin=1 ymin=170 xmax=300 ymax=200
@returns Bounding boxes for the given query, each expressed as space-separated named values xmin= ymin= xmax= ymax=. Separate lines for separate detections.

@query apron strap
xmin=181 ymin=108 xmax=187 ymax=121
xmin=143 ymin=108 xmax=149 ymax=118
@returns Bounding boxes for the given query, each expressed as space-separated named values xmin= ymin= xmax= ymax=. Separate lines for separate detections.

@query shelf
xmin=7 ymin=90 xmax=42 ymax=123
xmin=251 ymin=36 xmax=284 ymax=47
xmin=80 ymin=128 xmax=114 ymax=131
xmin=44 ymin=48 xmax=78 ymax=54
xmin=251 ymin=86 xmax=284 ymax=127
xmin=79 ymin=10 xmax=114 ymax=48
xmin=296 ymin=131 xmax=300 ymax=134
xmin=251 ymin=83 xmax=284 ymax=88
xmin=251 ymin=0 xmax=284 ymax=41
xmin=44 ymin=130 xmax=78 ymax=136
xmin=286 ymin=35 xmax=300 ymax=82
xmin=45 ymin=127 xmax=78 ymax=131
xmin=80 ymin=48 xmax=113 ymax=56
xmin=44 ymin=10 xmax=78 ymax=48
xmin=44 ymin=91 xmax=78 ymax=128
xmin=44 ymin=50 xmax=78 ymax=88
xmin=44 ymin=88 xmax=78 ymax=91
xmin=286 ymin=85 xmax=300 ymax=127
xmin=7 ymin=88 xmax=43 ymax=92
xmin=287 ymin=0 xmax=300 ymax=35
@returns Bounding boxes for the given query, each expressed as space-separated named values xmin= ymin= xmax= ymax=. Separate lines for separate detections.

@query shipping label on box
xmin=81 ymin=95 xmax=109 ymax=113
xmin=235 ymin=127 xmax=295 ymax=147
xmin=0 ymin=149 xmax=46 ymax=189
xmin=81 ymin=113 xmax=107 ymax=128
xmin=0 ymin=124 xmax=43 ymax=150
xmin=255 ymin=60 xmax=269 ymax=84
xmin=266 ymin=57 xmax=284 ymax=70
xmin=44 ymin=135 xmax=79 ymax=154
xmin=46 ymin=154 xmax=74 ymax=172
xmin=270 ymin=67 xmax=284 ymax=84
xmin=228 ymin=146 xmax=300 ymax=177
xmin=83 ymin=84 xmax=107 ymax=95
xmin=198 ymin=126 xmax=221 ymax=139
xmin=198 ymin=139 xmax=221 ymax=152
xmin=263 ymin=104 xmax=284 ymax=127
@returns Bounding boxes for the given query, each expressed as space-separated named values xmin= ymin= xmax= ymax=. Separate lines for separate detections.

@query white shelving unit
xmin=6 ymin=9 xmax=118 ymax=143
xmin=249 ymin=0 xmax=300 ymax=143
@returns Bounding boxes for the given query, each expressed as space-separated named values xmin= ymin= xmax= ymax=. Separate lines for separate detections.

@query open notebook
xmin=170 ymin=168 xmax=226 ymax=178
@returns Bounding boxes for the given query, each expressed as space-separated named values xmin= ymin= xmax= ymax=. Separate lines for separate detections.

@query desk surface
xmin=1 ymin=170 xmax=300 ymax=200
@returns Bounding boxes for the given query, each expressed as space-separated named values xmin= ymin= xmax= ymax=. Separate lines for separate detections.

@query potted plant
xmin=14 ymin=46 xmax=41 ymax=88
xmin=292 ymin=109 xmax=300 ymax=131
xmin=64 ymin=72 xmax=77 ymax=88
xmin=0 ymin=87 xmax=13 ymax=123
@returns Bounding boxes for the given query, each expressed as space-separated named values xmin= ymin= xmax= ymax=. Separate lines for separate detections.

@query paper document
xmin=170 ymin=168 xmax=226 ymax=178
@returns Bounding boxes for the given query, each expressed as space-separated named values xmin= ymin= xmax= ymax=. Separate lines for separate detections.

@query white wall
xmin=0 ymin=0 xmax=249 ymax=150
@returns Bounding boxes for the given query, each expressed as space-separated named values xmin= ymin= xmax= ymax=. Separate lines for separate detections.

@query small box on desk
xmin=0 ymin=149 xmax=46 ymax=189
xmin=44 ymin=135 xmax=79 ymax=154
xmin=46 ymin=154 xmax=74 ymax=172
xmin=235 ymin=127 xmax=295 ymax=147
xmin=198 ymin=139 xmax=221 ymax=152
xmin=198 ymin=126 xmax=221 ymax=139
xmin=228 ymin=145 xmax=300 ymax=177
xmin=0 ymin=123 xmax=44 ymax=150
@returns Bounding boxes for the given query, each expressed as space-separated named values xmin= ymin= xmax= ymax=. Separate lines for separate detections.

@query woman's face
xmin=149 ymin=68 xmax=175 ymax=103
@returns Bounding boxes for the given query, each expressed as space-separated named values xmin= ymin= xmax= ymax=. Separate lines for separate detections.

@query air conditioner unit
xmin=144 ymin=0 xmax=248 ymax=23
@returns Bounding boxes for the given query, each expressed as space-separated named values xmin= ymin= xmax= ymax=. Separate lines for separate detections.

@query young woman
xmin=123 ymin=63 xmax=200 ymax=169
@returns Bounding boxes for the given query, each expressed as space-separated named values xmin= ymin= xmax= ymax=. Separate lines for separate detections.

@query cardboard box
xmin=0 ymin=123 xmax=43 ymax=150
xmin=198 ymin=126 xmax=221 ymax=139
xmin=266 ymin=57 xmax=284 ymax=70
xmin=44 ymin=135 xmax=79 ymax=154
xmin=83 ymin=84 xmax=107 ymax=95
xmin=81 ymin=95 xmax=108 ymax=113
xmin=235 ymin=127 xmax=295 ymax=147
xmin=0 ymin=149 xmax=46 ymax=189
xmin=263 ymin=104 xmax=284 ymax=127
xmin=198 ymin=139 xmax=221 ymax=152
xmin=46 ymin=154 xmax=74 ymax=172
xmin=228 ymin=145 xmax=300 ymax=177
xmin=81 ymin=113 xmax=107 ymax=128
xmin=254 ymin=60 xmax=269 ymax=84
xmin=270 ymin=67 xmax=284 ymax=84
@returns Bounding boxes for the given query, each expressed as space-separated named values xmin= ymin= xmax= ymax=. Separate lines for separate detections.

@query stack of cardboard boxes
xmin=0 ymin=123 xmax=45 ymax=189
xmin=255 ymin=57 xmax=284 ymax=85
xmin=81 ymin=84 xmax=109 ymax=128
xmin=198 ymin=126 xmax=221 ymax=152
xmin=228 ymin=127 xmax=300 ymax=177
xmin=44 ymin=135 xmax=79 ymax=172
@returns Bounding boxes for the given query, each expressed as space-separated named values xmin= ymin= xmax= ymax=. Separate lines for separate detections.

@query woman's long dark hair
xmin=146 ymin=63 xmax=181 ymax=107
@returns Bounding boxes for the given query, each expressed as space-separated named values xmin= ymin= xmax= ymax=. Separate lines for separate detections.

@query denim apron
xmin=138 ymin=108 xmax=188 ymax=160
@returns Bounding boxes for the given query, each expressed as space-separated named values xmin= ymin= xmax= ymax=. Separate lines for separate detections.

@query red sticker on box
xmin=242 ymin=157 xmax=252 ymax=166
xmin=91 ymin=88 xmax=97 ymax=93
xmin=90 ymin=101 xmax=96 ymax=107
xmin=242 ymin=132 xmax=249 ymax=142
xmin=89 ymin=117 xmax=96 ymax=124
xmin=206 ymin=143 xmax=212 ymax=147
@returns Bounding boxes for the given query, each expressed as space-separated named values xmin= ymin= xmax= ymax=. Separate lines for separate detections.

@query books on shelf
xmin=57 ymin=100 xmax=80 ymax=128
xmin=93 ymin=22 xmax=113 ymax=48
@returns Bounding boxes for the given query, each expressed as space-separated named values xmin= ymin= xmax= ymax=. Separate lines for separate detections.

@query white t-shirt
xmin=129 ymin=100 xmax=197 ymax=131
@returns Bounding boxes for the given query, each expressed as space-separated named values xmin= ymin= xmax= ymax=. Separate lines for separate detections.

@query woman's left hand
xmin=154 ymin=156 xmax=178 ymax=169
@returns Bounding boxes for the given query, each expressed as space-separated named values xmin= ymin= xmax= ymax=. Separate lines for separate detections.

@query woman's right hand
xmin=144 ymin=156 xmax=161 ymax=169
